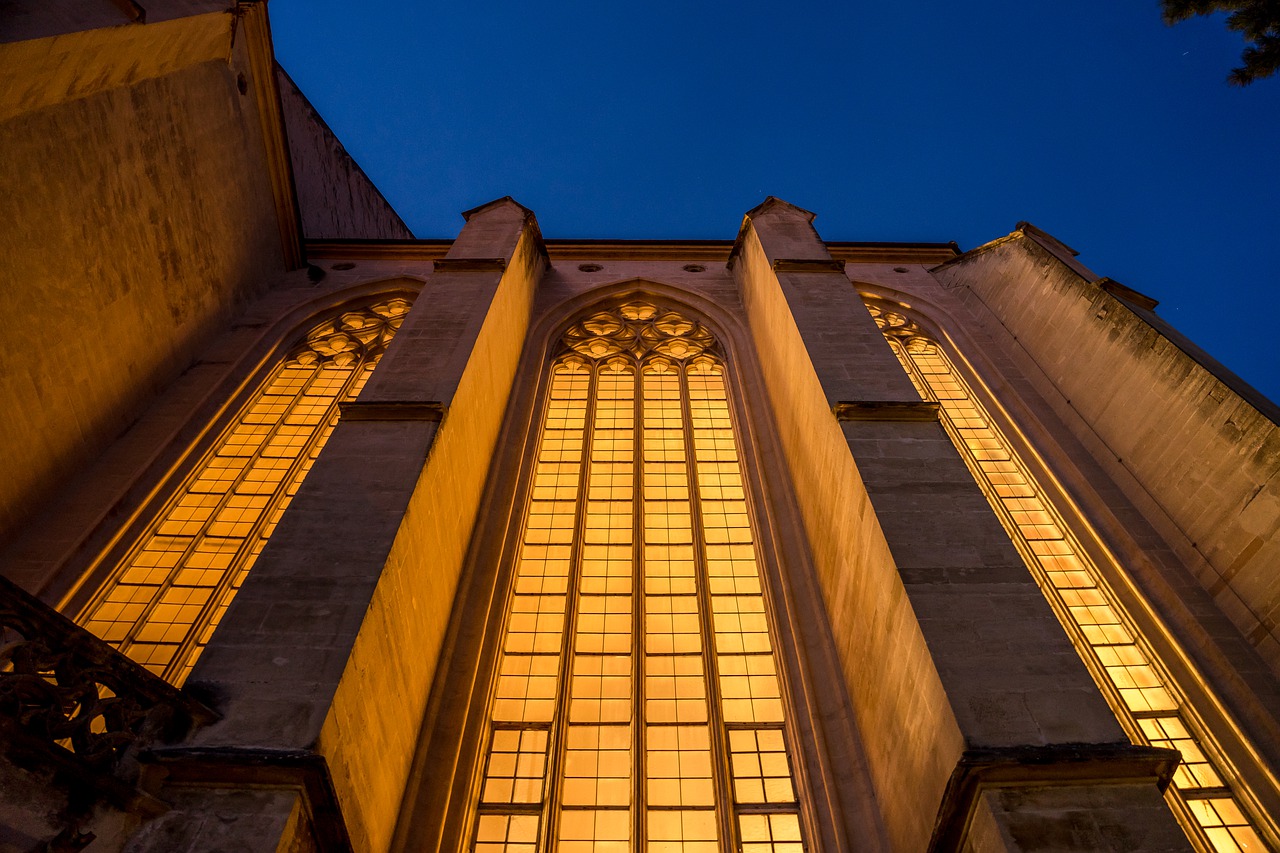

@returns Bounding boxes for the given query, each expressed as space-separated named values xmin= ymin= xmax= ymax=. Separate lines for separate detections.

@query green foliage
xmin=1162 ymin=0 xmax=1280 ymax=84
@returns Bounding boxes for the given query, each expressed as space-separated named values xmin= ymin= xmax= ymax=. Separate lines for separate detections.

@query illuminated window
xmin=473 ymin=301 xmax=806 ymax=851
xmin=869 ymin=302 xmax=1271 ymax=852
xmin=78 ymin=298 xmax=412 ymax=685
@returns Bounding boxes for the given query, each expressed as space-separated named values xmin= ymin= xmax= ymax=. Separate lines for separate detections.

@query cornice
xmin=304 ymin=238 xmax=959 ymax=265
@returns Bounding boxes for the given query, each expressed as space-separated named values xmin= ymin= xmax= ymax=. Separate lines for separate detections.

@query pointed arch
xmin=75 ymin=291 xmax=416 ymax=685
xmin=467 ymin=296 xmax=809 ymax=851
xmin=859 ymin=293 xmax=1277 ymax=850
xmin=398 ymin=282 xmax=881 ymax=853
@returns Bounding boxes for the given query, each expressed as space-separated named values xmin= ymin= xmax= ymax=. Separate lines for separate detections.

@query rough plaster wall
xmin=276 ymin=67 xmax=413 ymax=240
xmin=0 ymin=59 xmax=284 ymax=545
xmin=932 ymin=240 xmax=1280 ymax=668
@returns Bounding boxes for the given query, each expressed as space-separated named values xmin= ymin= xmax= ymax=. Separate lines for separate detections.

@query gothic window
xmin=869 ymin=303 xmax=1270 ymax=853
xmin=77 ymin=298 xmax=412 ymax=686
xmin=472 ymin=301 xmax=806 ymax=852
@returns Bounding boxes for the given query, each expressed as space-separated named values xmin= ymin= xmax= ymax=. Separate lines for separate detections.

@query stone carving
xmin=287 ymin=297 xmax=412 ymax=368
xmin=559 ymin=301 xmax=719 ymax=362
xmin=0 ymin=575 xmax=216 ymax=777
xmin=864 ymin=299 xmax=937 ymax=354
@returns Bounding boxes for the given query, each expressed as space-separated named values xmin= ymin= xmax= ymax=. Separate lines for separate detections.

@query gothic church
xmin=2 ymin=3 xmax=1278 ymax=852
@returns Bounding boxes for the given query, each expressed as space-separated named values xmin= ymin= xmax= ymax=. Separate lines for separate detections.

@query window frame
xmin=860 ymin=291 xmax=1280 ymax=852
xmin=396 ymin=288 xmax=871 ymax=853
xmin=55 ymin=288 xmax=418 ymax=682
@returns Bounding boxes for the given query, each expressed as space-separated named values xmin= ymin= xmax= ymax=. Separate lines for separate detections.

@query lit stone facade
xmin=2 ymin=4 xmax=1279 ymax=853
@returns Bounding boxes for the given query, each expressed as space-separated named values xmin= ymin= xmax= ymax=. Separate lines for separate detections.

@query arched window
xmin=77 ymin=297 xmax=412 ymax=686
xmin=868 ymin=302 xmax=1271 ymax=852
xmin=472 ymin=301 xmax=806 ymax=852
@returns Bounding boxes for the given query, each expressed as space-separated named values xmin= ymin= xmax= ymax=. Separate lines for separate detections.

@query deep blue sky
xmin=270 ymin=1 xmax=1279 ymax=403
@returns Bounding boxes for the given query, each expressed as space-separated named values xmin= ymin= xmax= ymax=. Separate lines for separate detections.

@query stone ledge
xmin=927 ymin=742 xmax=1181 ymax=852
xmin=337 ymin=401 xmax=446 ymax=421
xmin=142 ymin=747 xmax=352 ymax=852
xmin=1097 ymin=277 xmax=1159 ymax=311
xmin=833 ymin=400 xmax=941 ymax=422
xmin=430 ymin=258 xmax=507 ymax=272
xmin=771 ymin=258 xmax=846 ymax=273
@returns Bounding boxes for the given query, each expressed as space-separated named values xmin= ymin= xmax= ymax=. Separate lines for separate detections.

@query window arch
xmin=866 ymin=300 xmax=1273 ymax=852
xmin=77 ymin=296 xmax=413 ymax=686
xmin=472 ymin=300 xmax=807 ymax=852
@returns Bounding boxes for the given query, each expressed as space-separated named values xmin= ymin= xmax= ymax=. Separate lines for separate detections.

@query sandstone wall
xmin=932 ymin=230 xmax=1280 ymax=669
xmin=0 ymin=21 xmax=286 ymax=545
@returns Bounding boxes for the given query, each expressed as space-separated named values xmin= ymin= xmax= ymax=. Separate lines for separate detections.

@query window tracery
xmin=868 ymin=301 xmax=1270 ymax=852
xmin=78 ymin=297 xmax=412 ymax=686
xmin=473 ymin=301 xmax=806 ymax=852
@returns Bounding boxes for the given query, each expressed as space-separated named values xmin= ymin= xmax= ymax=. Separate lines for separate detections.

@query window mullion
xmin=540 ymin=366 xmax=597 ymax=853
xmin=631 ymin=361 xmax=647 ymax=852
xmin=94 ymin=359 xmax=318 ymax=672
xmin=161 ymin=359 xmax=366 ymax=682
xmin=678 ymin=363 xmax=739 ymax=851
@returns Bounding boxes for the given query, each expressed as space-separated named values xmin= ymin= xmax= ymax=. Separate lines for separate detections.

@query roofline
xmin=305 ymin=238 xmax=960 ymax=265
xmin=275 ymin=63 xmax=414 ymax=240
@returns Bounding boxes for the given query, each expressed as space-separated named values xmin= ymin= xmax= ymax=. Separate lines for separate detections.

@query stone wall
xmin=135 ymin=201 xmax=546 ymax=853
xmin=932 ymin=230 xmax=1280 ymax=670
xmin=277 ymin=67 xmax=414 ymax=240
xmin=735 ymin=201 xmax=1185 ymax=851
xmin=0 ymin=18 xmax=286 ymax=545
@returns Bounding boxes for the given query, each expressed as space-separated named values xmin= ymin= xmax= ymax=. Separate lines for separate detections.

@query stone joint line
xmin=431 ymin=258 xmax=508 ymax=272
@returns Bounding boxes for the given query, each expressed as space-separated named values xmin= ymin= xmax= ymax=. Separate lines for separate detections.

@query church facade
xmin=2 ymin=4 xmax=1278 ymax=852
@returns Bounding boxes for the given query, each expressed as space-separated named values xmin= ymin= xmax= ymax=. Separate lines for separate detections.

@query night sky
xmin=270 ymin=1 xmax=1279 ymax=403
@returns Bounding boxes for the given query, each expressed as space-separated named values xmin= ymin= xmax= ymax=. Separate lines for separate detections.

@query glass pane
xmin=473 ymin=304 xmax=805 ymax=850
xmin=885 ymin=327 xmax=1265 ymax=849
xmin=79 ymin=299 xmax=411 ymax=684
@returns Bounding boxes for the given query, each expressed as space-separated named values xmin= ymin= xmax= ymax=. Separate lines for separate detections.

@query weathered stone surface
xmin=932 ymin=230 xmax=1280 ymax=672
xmin=276 ymin=67 xmax=413 ymax=241
xmin=0 ymin=24 xmax=283 ymax=546
xmin=159 ymin=199 xmax=546 ymax=853
xmin=976 ymin=784 xmax=1191 ymax=852
xmin=123 ymin=787 xmax=311 ymax=853
xmin=734 ymin=199 xmax=1186 ymax=852
xmin=735 ymin=206 xmax=964 ymax=851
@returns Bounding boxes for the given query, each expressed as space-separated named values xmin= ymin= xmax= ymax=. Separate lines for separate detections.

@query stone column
xmin=730 ymin=198 xmax=1186 ymax=851
xmin=128 ymin=198 xmax=548 ymax=853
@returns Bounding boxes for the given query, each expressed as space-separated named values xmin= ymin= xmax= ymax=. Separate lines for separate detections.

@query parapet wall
xmin=276 ymin=66 xmax=414 ymax=241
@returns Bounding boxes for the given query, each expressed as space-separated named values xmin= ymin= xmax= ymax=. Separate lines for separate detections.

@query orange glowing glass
xmin=78 ymin=299 xmax=411 ymax=685
xmin=472 ymin=302 xmax=806 ymax=851
xmin=872 ymin=302 xmax=1271 ymax=852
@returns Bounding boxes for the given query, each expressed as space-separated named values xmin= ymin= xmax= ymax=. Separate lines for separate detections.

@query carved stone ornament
xmin=0 ymin=576 xmax=216 ymax=781
xmin=864 ymin=299 xmax=937 ymax=354
xmin=286 ymin=297 xmax=412 ymax=369
xmin=559 ymin=301 xmax=720 ymax=363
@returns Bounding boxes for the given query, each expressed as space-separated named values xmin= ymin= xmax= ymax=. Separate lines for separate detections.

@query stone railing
xmin=0 ymin=575 xmax=218 ymax=786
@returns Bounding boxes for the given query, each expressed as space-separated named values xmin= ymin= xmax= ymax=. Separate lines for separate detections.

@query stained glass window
xmin=473 ymin=301 xmax=806 ymax=851
xmin=870 ymin=302 xmax=1270 ymax=852
xmin=78 ymin=298 xmax=412 ymax=685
